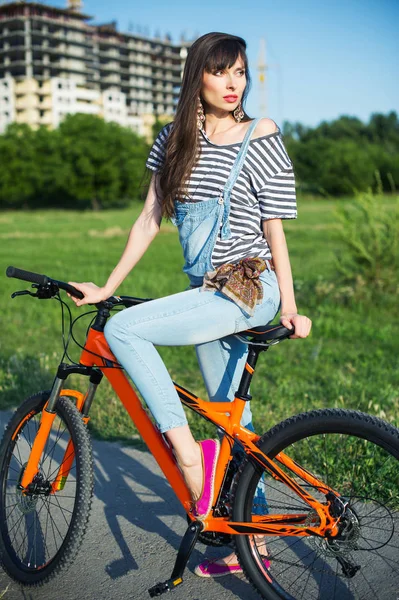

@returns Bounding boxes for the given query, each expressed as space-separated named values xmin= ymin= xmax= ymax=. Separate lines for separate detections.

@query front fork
xmin=19 ymin=367 xmax=101 ymax=493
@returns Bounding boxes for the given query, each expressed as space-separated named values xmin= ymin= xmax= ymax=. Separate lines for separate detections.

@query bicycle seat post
xmin=235 ymin=346 xmax=263 ymax=402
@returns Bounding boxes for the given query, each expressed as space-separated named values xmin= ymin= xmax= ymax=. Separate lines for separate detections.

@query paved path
xmin=0 ymin=410 xmax=260 ymax=600
xmin=2 ymin=410 xmax=397 ymax=600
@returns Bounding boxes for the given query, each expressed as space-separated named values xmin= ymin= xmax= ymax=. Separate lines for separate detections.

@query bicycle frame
xmin=20 ymin=326 xmax=342 ymax=539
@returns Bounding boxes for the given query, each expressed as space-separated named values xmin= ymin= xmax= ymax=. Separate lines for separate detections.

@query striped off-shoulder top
xmin=146 ymin=120 xmax=297 ymax=267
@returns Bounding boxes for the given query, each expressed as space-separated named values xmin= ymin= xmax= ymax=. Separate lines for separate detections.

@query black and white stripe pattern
xmin=146 ymin=122 xmax=297 ymax=267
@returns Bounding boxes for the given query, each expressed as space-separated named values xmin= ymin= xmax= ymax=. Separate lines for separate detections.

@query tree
xmin=0 ymin=124 xmax=39 ymax=208
xmin=1 ymin=111 xmax=397 ymax=208
xmin=283 ymin=112 xmax=399 ymax=196
xmin=57 ymin=114 xmax=150 ymax=210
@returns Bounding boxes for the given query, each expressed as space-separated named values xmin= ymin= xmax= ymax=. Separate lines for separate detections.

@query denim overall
xmin=172 ymin=118 xmax=261 ymax=286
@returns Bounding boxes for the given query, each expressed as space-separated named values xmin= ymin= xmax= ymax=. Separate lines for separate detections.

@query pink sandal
xmin=195 ymin=556 xmax=271 ymax=578
xmin=194 ymin=439 xmax=220 ymax=519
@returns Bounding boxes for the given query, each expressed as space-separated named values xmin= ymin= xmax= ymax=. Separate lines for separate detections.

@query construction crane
xmin=257 ymin=37 xmax=283 ymax=123
xmin=67 ymin=0 xmax=83 ymax=11
xmin=258 ymin=38 xmax=268 ymax=117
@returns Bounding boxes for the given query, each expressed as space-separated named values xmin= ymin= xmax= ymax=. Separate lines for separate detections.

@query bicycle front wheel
xmin=233 ymin=409 xmax=399 ymax=600
xmin=0 ymin=391 xmax=93 ymax=585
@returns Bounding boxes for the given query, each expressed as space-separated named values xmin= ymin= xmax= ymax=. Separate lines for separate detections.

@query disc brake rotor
xmin=15 ymin=464 xmax=44 ymax=515
xmin=304 ymin=507 xmax=360 ymax=557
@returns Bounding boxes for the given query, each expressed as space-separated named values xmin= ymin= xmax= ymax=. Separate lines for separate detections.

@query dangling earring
xmin=233 ymin=102 xmax=245 ymax=123
xmin=197 ymin=97 xmax=205 ymax=131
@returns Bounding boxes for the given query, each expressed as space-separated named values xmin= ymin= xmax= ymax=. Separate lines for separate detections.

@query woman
xmin=69 ymin=32 xmax=312 ymax=578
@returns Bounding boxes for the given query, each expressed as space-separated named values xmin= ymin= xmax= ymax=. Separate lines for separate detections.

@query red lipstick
xmin=223 ymin=95 xmax=238 ymax=103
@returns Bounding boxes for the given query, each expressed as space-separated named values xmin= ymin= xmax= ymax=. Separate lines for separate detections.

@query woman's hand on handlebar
xmin=280 ymin=313 xmax=312 ymax=339
xmin=67 ymin=282 xmax=109 ymax=307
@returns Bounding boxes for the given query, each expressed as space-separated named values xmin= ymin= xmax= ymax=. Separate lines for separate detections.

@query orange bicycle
xmin=1 ymin=266 xmax=399 ymax=600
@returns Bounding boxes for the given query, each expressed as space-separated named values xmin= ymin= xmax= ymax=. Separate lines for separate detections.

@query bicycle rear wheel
xmin=0 ymin=391 xmax=93 ymax=585
xmin=233 ymin=409 xmax=399 ymax=600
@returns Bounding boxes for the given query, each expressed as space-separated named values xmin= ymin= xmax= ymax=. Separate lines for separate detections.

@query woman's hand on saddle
xmin=67 ymin=281 xmax=110 ymax=307
xmin=280 ymin=312 xmax=312 ymax=339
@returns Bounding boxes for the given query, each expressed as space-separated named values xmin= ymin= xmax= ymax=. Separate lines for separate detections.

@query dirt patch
xmin=88 ymin=226 xmax=129 ymax=238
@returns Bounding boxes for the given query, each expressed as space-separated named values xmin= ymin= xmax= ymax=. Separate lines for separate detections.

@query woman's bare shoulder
xmin=253 ymin=117 xmax=279 ymax=137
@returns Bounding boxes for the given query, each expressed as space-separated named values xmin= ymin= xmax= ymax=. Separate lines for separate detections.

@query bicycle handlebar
xmin=6 ymin=266 xmax=84 ymax=300
xmin=7 ymin=266 xmax=48 ymax=286
xmin=6 ymin=266 xmax=293 ymax=343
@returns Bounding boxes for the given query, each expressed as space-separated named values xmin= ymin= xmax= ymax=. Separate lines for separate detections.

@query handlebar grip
xmin=281 ymin=324 xmax=295 ymax=335
xmin=6 ymin=266 xmax=84 ymax=300
xmin=6 ymin=266 xmax=48 ymax=286
xmin=52 ymin=279 xmax=84 ymax=300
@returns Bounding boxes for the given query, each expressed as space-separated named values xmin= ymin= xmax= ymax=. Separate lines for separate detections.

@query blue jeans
xmin=104 ymin=268 xmax=280 ymax=433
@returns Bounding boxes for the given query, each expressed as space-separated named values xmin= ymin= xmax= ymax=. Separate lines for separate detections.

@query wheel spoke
xmin=41 ymin=416 xmax=65 ymax=472
xmin=0 ymin=395 xmax=92 ymax=582
xmin=234 ymin=411 xmax=399 ymax=600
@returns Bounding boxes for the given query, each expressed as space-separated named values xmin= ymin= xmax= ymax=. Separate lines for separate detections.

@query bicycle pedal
xmin=148 ymin=577 xmax=183 ymax=597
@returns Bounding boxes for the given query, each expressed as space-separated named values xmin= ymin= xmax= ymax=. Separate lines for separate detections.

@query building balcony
xmin=37 ymin=99 xmax=52 ymax=109
xmin=30 ymin=16 xmax=90 ymax=34
xmin=100 ymin=74 xmax=120 ymax=83
xmin=32 ymin=60 xmax=88 ymax=74
xmin=163 ymin=48 xmax=182 ymax=59
xmin=98 ymin=62 xmax=122 ymax=72
xmin=0 ymin=31 xmax=25 ymax=42
xmin=125 ymin=67 xmax=152 ymax=77
xmin=149 ymin=46 xmax=182 ymax=59
xmin=118 ymin=80 xmax=152 ymax=91
xmin=97 ymin=37 xmax=183 ymax=58
xmin=97 ymin=48 xmax=121 ymax=59
xmin=150 ymin=72 xmax=181 ymax=85
xmin=127 ymin=41 xmax=152 ymax=52
xmin=15 ymin=96 xmax=40 ymax=109
xmin=15 ymin=111 xmax=31 ymax=124
xmin=0 ymin=45 xmax=26 ymax=55
xmin=73 ymin=103 xmax=99 ymax=114
xmin=151 ymin=59 xmax=181 ymax=71
xmin=124 ymin=83 xmax=177 ymax=97
xmin=31 ymin=44 xmax=89 ymax=60
xmin=119 ymin=66 xmax=151 ymax=79
xmin=19 ymin=78 xmax=52 ymax=93
xmin=75 ymin=87 xmax=100 ymax=101
xmin=36 ymin=30 xmax=93 ymax=47
xmin=125 ymin=58 xmax=152 ymax=70
xmin=100 ymin=52 xmax=182 ymax=73
xmin=14 ymin=78 xmax=34 ymax=93
xmin=2 ymin=59 xmax=26 ymax=67
xmin=152 ymin=84 xmax=172 ymax=93
xmin=0 ymin=18 xmax=25 ymax=30
xmin=93 ymin=33 xmax=124 ymax=47
xmin=98 ymin=53 xmax=153 ymax=71
xmin=31 ymin=31 xmax=92 ymax=48
xmin=38 ymin=114 xmax=53 ymax=126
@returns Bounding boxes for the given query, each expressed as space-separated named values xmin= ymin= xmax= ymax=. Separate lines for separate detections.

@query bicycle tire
xmin=0 ymin=391 xmax=94 ymax=586
xmin=233 ymin=408 xmax=399 ymax=600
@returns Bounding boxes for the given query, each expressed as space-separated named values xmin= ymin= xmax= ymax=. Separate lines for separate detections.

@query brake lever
xmin=11 ymin=289 xmax=36 ymax=299
xmin=11 ymin=282 xmax=59 ymax=300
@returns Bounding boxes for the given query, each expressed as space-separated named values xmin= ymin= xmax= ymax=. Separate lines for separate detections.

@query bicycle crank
xmin=148 ymin=520 xmax=203 ymax=597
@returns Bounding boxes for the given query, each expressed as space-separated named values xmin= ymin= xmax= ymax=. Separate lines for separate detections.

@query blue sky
xmin=65 ymin=0 xmax=397 ymax=128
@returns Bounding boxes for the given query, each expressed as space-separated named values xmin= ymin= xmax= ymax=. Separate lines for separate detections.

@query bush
xmin=293 ymin=182 xmax=399 ymax=308
xmin=335 ymin=180 xmax=398 ymax=297
xmin=313 ymin=173 xmax=399 ymax=302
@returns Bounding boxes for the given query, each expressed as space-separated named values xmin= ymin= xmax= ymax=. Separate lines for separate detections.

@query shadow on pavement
xmin=0 ymin=402 xmax=260 ymax=599
xmin=91 ymin=438 xmax=260 ymax=599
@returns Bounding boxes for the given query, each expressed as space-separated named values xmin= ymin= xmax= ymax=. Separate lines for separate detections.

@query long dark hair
xmin=159 ymin=32 xmax=251 ymax=218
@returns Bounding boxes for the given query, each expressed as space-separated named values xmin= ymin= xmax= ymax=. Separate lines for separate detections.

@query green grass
xmin=0 ymin=197 xmax=398 ymax=443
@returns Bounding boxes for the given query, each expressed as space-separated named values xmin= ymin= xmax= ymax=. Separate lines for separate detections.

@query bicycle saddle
xmin=241 ymin=323 xmax=294 ymax=343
